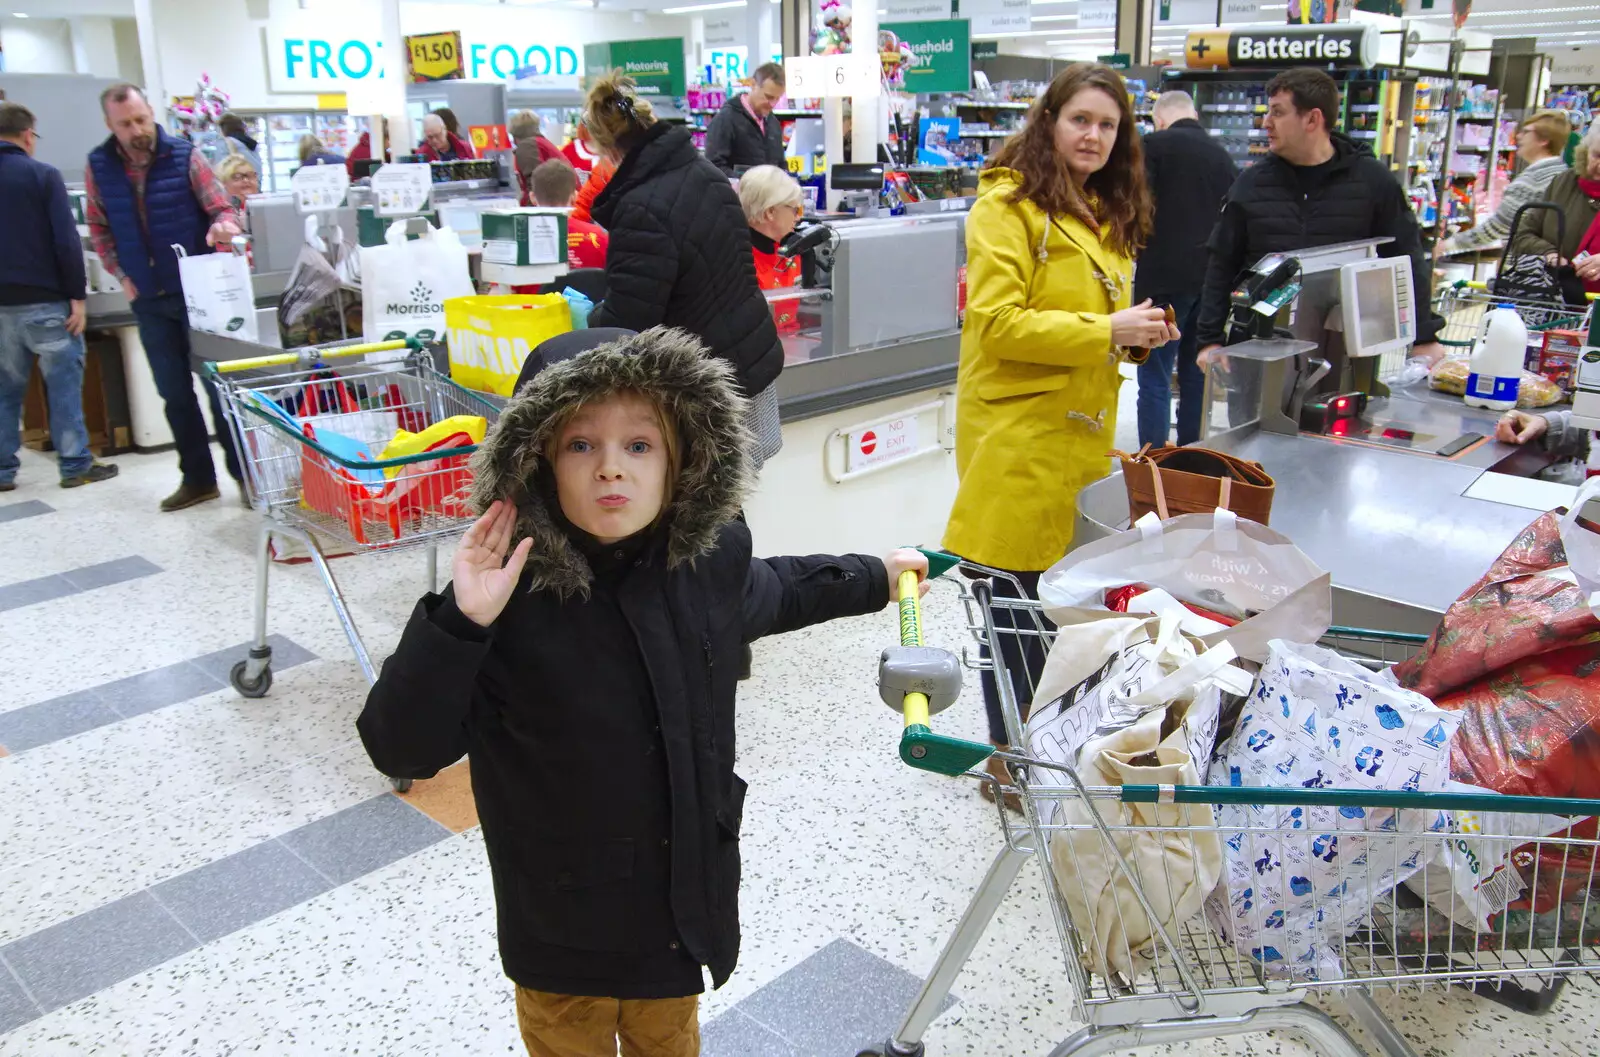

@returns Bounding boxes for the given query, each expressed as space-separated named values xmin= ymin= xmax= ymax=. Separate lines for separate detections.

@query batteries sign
xmin=1185 ymin=23 xmax=1377 ymax=69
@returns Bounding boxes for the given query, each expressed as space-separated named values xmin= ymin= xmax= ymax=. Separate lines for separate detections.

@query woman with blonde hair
xmin=213 ymin=153 xmax=259 ymax=211
xmin=296 ymin=134 xmax=345 ymax=170
xmin=584 ymin=71 xmax=784 ymax=469
xmin=943 ymin=62 xmax=1176 ymax=810
xmin=1512 ymin=120 xmax=1600 ymax=299
xmin=1439 ymin=110 xmax=1570 ymax=257
xmin=737 ymin=165 xmax=805 ymax=330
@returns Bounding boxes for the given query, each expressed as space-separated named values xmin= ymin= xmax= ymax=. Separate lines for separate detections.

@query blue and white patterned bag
xmin=1206 ymin=638 xmax=1462 ymax=980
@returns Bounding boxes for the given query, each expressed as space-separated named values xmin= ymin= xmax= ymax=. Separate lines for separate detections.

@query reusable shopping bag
xmin=360 ymin=220 xmax=474 ymax=344
xmin=443 ymin=294 xmax=573 ymax=395
xmin=1026 ymin=605 xmax=1252 ymax=980
xmin=1206 ymin=639 xmax=1461 ymax=981
xmin=1039 ymin=509 xmax=1331 ymax=664
xmin=176 ymin=244 xmax=260 ymax=343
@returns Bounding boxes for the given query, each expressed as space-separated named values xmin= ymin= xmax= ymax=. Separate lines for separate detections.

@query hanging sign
xmin=1078 ymin=0 xmax=1118 ymax=29
xmin=883 ymin=20 xmax=972 ymax=95
xmin=583 ymin=39 xmax=687 ymax=97
xmin=885 ymin=0 xmax=952 ymax=18
xmin=1185 ymin=23 xmax=1378 ymax=69
xmin=783 ymin=52 xmax=881 ymax=98
xmin=291 ymin=163 xmax=350 ymax=214
xmin=406 ymin=31 xmax=465 ymax=83
xmin=1220 ymin=0 xmax=1266 ymax=22
xmin=963 ymin=0 xmax=1031 ymax=36
xmin=704 ymin=15 xmax=741 ymax=48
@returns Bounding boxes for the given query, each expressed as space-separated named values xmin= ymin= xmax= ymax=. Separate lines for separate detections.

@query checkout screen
xmin=1355 ymin=267 xmax=1400 ymax=349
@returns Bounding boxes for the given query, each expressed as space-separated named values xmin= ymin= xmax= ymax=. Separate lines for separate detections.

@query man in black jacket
xmin=704 ymin=63 xmax=787 ymax=176
xmin=1197 ymin=68 xmax=1446 ymax=370
xmin=1135 ymin=91 xmax=1237 ymax=448
xmin=0 ymin=102 xmax=118 ymax=492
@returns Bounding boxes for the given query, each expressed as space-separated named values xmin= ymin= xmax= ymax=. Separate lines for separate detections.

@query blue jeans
xmin=131 ymin=293 xmax=241 ymax=487
xmin=0 ymin=301 xmax=93 ymax=484
xmin=1135 ymin=293 xmax=1205 ymax=448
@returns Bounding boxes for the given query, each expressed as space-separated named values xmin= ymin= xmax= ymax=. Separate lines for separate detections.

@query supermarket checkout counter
xmin=745 ymin=206 xmax=969 ymax=558
xmin=1075 ymin=240 xmax=1582 ymax=632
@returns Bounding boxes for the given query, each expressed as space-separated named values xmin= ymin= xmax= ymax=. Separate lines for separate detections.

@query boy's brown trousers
xmin=516 ymin=986 xmax=700 ymax=1057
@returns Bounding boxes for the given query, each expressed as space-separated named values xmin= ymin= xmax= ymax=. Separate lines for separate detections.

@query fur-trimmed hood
xmin=467 ymin=326 xmax=753 ymax=598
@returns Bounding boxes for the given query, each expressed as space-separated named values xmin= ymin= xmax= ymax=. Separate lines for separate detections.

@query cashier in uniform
xmin=942 ymin=64 xmax=1176 ymax=811
xmin=1497 ymin=409 xmax=1592 ymax=460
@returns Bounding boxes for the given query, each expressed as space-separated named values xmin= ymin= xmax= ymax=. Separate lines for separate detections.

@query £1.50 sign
xmin=783 ymin=53 xmax=881 ymax=98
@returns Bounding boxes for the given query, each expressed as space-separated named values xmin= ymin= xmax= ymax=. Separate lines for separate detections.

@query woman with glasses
xmin=1438 ymin=110 xmax=1570 ymax=258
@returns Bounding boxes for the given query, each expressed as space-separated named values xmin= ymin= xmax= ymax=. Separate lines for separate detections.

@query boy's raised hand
xmin=454 ymin=500 xmax=534 ymax=628
xmin=885 ymin=548 xmax=932 ymax=599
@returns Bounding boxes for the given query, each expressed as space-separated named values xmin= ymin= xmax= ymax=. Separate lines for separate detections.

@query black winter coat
xmin=1196 ymin=134 xmax=1444 ymax=346
xmin=1134 ymin=119 xmax=1237 ymax=303
xmin=357 ymin=329 xmax=889 ymax=1000
xmin=589 ymin=123 xmax=784 ymax=397
xmin=703 ymin=96 xmax=786 ymax=176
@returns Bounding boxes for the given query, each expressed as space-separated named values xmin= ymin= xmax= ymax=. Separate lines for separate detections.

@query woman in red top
xmin=738 ymin=165 xmax=804 ymax=330
xmin=561 ymin=120 xmax=600 ymax=173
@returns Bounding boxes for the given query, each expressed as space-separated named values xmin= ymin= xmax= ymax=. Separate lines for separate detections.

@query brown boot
xmin=160 ymin=481 xmax=221 ymax=512
xmin=978 ymin=747 xmax=1022 ymax=814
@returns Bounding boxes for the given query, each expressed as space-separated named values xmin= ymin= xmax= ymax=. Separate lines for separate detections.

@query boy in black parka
xmin=357 ymin=327 xmax=926 ymax=1056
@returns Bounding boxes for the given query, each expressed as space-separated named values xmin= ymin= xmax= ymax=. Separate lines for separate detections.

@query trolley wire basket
xmin=204 ymin=340 xmax=499 ymax=790
xmin=862 ymin=560 xmax=1600 ymax=1057
xmin=1433 ymin=280 xmax=1589 ymax=352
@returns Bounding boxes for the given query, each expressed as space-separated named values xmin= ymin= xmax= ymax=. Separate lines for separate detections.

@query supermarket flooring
xmin=3 ymin=376 xmax=1599 ymax=1057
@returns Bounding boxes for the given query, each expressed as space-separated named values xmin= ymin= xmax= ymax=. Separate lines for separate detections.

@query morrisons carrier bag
xmin=360 ymin=220 xmax=474 ymax=344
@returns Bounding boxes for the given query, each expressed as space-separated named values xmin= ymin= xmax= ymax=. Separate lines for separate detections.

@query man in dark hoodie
xmin=1196 ymin=67 xmax=1447 ymax=368
xmin=358 ymin=327 xmax=927 ymax=1056
xmin=704 ymin=63 xmax=787 ymax=176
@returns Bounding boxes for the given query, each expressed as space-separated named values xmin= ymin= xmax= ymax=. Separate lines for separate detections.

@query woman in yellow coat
xmin=942 ymin=63 xmax=1179 ymax=808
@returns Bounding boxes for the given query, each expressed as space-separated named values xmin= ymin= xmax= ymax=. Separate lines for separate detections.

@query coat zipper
xmin=703 ymin=635 xmax=718 ymax=757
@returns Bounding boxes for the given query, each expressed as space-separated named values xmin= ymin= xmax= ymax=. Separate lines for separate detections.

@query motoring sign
xmin=1184 ymin=24 xmax=1378 ymax=69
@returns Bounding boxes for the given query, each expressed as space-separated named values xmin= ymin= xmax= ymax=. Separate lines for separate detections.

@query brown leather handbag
xmin=1113 ymin=445 xmax=1275 ymax=525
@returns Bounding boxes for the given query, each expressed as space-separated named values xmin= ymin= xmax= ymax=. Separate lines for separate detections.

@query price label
xmin=370 ymin=163 xmax=433 ymax=217
xmin=291 ymin=163 xmax=350 ymax=214
xmin=406 ymin=30 xmax=464 ymax=83
xmin=783 ymin=53 xmax=881 ymax=99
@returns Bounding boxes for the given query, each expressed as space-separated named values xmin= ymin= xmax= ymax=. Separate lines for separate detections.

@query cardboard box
xmin=1540 ymin=328 xmax=1584 ymax=392
xmin=480 ymin=208 xmax=568 ymax=267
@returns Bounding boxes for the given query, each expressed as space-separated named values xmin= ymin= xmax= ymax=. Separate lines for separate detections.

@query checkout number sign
xmin=784 ymin=53 xmax=881 ymax=98
xmin=407 ymin=31 xmax=465 ymax=83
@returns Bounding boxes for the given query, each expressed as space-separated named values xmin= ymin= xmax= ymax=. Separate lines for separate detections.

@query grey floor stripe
xmin=702 ymin=938 xmax=956 ymax=1057
xmin=0 ymin=556 xmax=161 ymax=613
xmin=0 ymin=793 xmax=451 ymax=1028
xmin=0 ymin=501 xmax=53 ymax=525
xmin=0 ymin=636 xmax=316 ymax=754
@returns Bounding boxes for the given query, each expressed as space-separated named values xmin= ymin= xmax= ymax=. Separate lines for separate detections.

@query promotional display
xmin=369 ymin=164 xmax=434 ymax=218
xmin=882 ymin=20 xmax=972 ymax=95
xmin=291 ymin=163 xmax=350 ymax=214
xmin=406 ymin=30 xmax=465 ymax=82
xmin=1184 ymin=23 xmax=1379 ymax=69
xmin=582 ymin=38 xmax=686 ymax=97
xmin=469 ymin=125 xmax=513 ymax=153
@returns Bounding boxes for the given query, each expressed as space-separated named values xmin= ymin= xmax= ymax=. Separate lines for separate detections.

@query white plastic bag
xmin=1040 ymin=510 xmax=1332 ymax=664
xmin=1206 ymin=639 xmax=1461 ymax=981
xmin=176 ymin=245 xmax=259 ymax=343
xmin=360 ymin=220 xmax=474 ymax=344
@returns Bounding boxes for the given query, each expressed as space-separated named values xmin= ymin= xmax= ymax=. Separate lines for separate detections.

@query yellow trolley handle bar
xmin=895 ymin=566 xmax=995 ymax=777
xmin=205 ymin=339 xmax=420 ymax=376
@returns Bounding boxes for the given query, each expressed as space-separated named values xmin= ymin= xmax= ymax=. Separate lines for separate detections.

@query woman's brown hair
xmin=583 ymin=71 xmax=658 ymax=157
xmin=986 ymin=63 xmax=1150 ymax=258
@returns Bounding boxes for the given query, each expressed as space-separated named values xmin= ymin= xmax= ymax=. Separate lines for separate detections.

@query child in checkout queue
xmin=357 ymin=326 xmax=929 ymax=1057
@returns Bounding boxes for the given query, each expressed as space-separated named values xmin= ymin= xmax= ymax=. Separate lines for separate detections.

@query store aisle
xmin=3 ymin=423 xmax=1598 ymax=1057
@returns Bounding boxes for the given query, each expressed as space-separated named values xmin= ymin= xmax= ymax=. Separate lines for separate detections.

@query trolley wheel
xmin=229 ymin=659 xmax=272 ymax=698
xmin=391 ymin=778 xmax=414 ymax=793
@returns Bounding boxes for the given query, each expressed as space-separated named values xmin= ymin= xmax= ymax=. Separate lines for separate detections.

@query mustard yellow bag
xmin=444 ymin=294 xmax=571 ymax=396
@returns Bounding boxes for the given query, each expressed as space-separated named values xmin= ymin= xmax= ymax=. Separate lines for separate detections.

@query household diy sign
xmin=882 ymin=20 xmax=971 ymax=96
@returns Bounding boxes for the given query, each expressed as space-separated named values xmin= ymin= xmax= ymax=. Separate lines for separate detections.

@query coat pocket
xmin=976 ymin=371 xmax=1070 ymax=404
xmin=519 ymin=837 xmax=646 ymax=953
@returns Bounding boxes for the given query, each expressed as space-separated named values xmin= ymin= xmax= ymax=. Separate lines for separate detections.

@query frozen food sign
xmin=265 ymin=30 xmax=580 ymax=90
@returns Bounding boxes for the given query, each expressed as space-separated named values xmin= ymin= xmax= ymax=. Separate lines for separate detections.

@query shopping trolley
xmin=206 ymin=340 xmax=499 ymax=791
xmin=1433 ymin=279 xmax=1590 ymax=353
xmin=863 ymin=561 xmax=1600 ymax=1057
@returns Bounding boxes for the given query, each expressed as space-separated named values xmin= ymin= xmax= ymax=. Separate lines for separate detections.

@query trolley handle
xmin=203 ymin=339 xmax=421 ymax=376
xmin=1122 ymin=783 xmax=1600 ymax=817
xmin=879 ymin=551 xmax=993 ymax=777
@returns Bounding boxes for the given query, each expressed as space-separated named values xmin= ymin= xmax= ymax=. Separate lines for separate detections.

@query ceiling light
xmin=661 ymin=0 xmax=744 ymax=9
xmin=1030 ymin=13 xmax=1078 ymax=20
xmin=13 ymin=11 xmax=28 ymax=16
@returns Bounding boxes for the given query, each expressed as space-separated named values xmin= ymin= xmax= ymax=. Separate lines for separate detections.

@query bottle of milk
xmin=1464 ymin=305 xmax=1527 ymax=411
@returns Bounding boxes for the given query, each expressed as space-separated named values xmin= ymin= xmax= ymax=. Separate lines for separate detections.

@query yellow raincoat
xmin=942 ymin=167 xmax=1136 ymax=572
